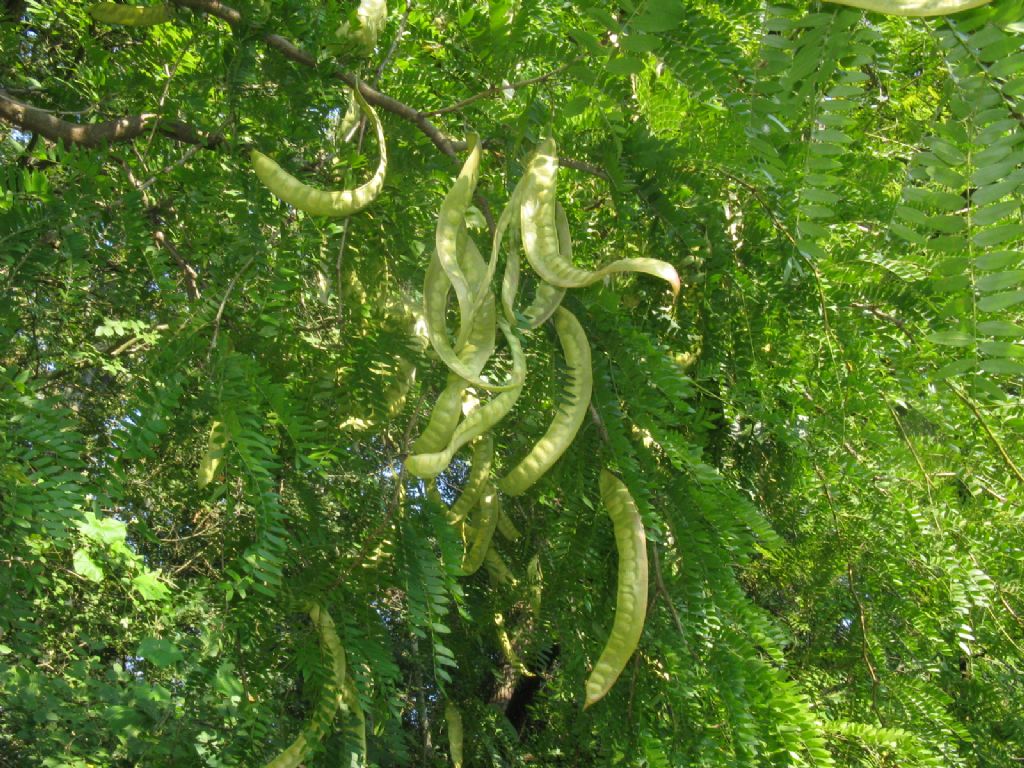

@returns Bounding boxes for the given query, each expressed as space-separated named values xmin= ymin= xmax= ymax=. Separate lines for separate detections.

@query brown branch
xmin=0 ymin=89 xmax=222 ymax=149
xmin=154 ymin=230 xmax=201 ymax=300
xmin=171 ymin=0 xmax=461 ymax=159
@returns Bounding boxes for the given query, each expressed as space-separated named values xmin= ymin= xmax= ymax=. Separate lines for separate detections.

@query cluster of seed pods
xmin=409 ymin=137 xmax=668 ymax=720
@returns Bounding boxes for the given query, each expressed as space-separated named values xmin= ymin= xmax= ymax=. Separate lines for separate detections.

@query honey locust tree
xmin=2 ymin=0 xmax=1024 ymax=765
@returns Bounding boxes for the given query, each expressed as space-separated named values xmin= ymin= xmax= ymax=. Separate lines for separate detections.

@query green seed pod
xmin=485 ymin=548 xmax=517 ymax=587
xmin=461 ymin=483 xmax=499 ymax=575
xmin=405 ymin=322 xmax=525 ymax=479
xmin=584 ymin=471 xmax=649 ymax=709
xmin=445 ymin=701 xmax=464 ymax=768
xmin=497 ymin=308 xmax=592 ymax=496
xmin=449 ymin=435 xmax=494 ymax=524
xmin=252 ymin=86 xmax=386 ymax=218
xmin=88 ymin=2 xmax=173 ymax=26
xmin=264 ymin=603 xmax=346 ymax=768
xmin=521 ymin=139 xmax=680 ymax=295
xmin=824 ymin=0 xmax=990 ymax=13
xmin=496 ymin=507 xmax=521 ymax=542
xmin=197 ymin=420 xmax=228 ymax=489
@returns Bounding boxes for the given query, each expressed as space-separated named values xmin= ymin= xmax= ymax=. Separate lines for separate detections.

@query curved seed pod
xmin=494 ymin=173 xmax=533 ymax=324
xmin=501 ymin=206 xmax=566 ymax=330
xmin=449 ymin=434 xmax=494 ymax=524
xmin=414 ymin=238 xmax=496 ymax=452
xmin=197 ymin=419 xmax=228 ymax=489
xmin=445 ymin=701 xmax=464 ymax=768
xmin=824 ymin=0 xmax=989 ymax=13
xmin=498 ymin=308 xmax=592 ymax=496
xmin=264 ymin=603 xmax=346 ymax=768
xmin=413 ymin=378 xmax=465 ymax=454
xmin=496 ymin=508 xmax=521 ymax=542
xmin=88 ymin=3 xmax=173 ymax=25
xmin=336 ymin=0 xmax=388 ymax=50
xmin=484 ymin=548 xmax=517 ymax=587
xmin=521 ymin=139 xmax=680 ymax=295
xmin=252 ymin=87 xmax=386 ymax=218
xmin=405 ymin=323 xmax=525 ymax=478
xmin=424 ymin=247 xmax=513 ymax=391
xmin=520 ymin=205 xmax=570 ymax=328
xmin=584 ymin=471 xmax=649 ymax=709
xmin=436 ymin=134 xmax=481 ymax=324
xmin=383 ymin=357 xmax=416 ymax=416
xmin=340 ymin=674 xmax=367 ymax=766
xmin=337 ymin=91 xmax=363 ymax=143
xmin=461 ymin=483 xmax=499 ymax=575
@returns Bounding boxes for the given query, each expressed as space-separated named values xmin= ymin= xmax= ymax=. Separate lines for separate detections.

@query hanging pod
xmin=521 ymin=139 xmax=680 ymax=295
xmin=88 ymin=3 xmax=173 ymax=25
xmin=497 ymin=307 xmax=592 ymax=496
xmin=252 ymin=86 xmax=386 ymax=218
xmin=824 ymin=0 xmax=991 ymax=14
xmin=584 ymin=471 xmax=649 ymax=709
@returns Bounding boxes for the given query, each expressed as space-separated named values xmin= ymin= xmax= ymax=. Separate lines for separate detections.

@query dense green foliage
xmin=2 ymin=0 xmax=1024 ymax=765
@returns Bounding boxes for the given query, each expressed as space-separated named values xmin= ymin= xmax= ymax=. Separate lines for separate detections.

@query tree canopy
xmin=2 ymin=0 xmax=1024 ymax=765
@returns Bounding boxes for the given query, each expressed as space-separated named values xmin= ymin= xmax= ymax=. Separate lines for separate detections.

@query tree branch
xmin=0 ymin=89 xmax=222 ymax=149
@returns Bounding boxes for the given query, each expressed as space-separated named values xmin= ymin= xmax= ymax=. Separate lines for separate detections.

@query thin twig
xmin=207 ymin=256 xmax=255 ymax=363
xmin=947 ymin=382 xmax=1024 ymax=485
xmin=424 ymin=57 xmax=583 ymax=117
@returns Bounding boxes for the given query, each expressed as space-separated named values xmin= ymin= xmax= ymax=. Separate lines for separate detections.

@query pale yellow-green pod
xmin=584 ymin=471 xmax=649 ymax=709
xmin=445 ymin=701 xmax=464 ymax=768
xmin=336 ymin=93 xmax=363 ymax=143
xmin=405 ymin=322 xmax=525 ymax=479
xmin=264 ymin=603 xmax=346 ymax=768
xmin=423 ymin=239 xmax=510 ymax=391
xmin=484 ymin=548 xmax=517 ymax=587
xmin=335 ymin=0 xmax=388 ymax=50
xmin=414 ymin=237 xmax=496 ymax=452
xmin=496 ymin=508 xmax=521 ymax=542
xmin=461 ymin=484 xmax=499 ymax=575
xmin=197 ymin=419 xmax=228 ymax=489
xmin=498 ymin=308 xmax=592 ymax=496
xmin=824 ymin=0 xmax=989 ymax=13
xmin=449 ymin=435 xmax=494 ymax=524
xmin=252 ymin=87 xmax=386 ymax=218
xmin=88 ymin=2 xmax=173 ymax=26
xmin=340 ymin=673 xmax=367 ymax=767
xmin=436 ymin=134 xmax=482 ymax=324
xmin=521 ymin=139 xmax=680 ymax=296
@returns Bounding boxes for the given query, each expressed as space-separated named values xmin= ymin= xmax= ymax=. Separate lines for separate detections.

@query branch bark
xmin=0 ymin=89 xmax=222 ymax=149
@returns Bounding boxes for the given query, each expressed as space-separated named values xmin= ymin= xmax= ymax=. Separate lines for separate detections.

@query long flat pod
xmin=414 ymin=238 xmax=497 ymax=452
xmin=252 ymin=87 xmax=386 ymax=218
xmin=824 ymin=0 xmax=990 ymax=13
xmin=436 ymin=134 xmax=482 ymax=324
xmin=424 ymin=243 xmax=515 ymax=392
xmin=449 ymin=434 xmax=494 ymax=524
xmin=521 ymin=139 xmax=680 ymax=295
xmin=197 ymin=419 xmax=228 ymax=489
xmin=584 ymin=471 xmax=649 ymax=709
xmin=405 ymin=323 xmax=525 ymax=478
xmin=502 ymin=204 xmax=567 ymax=330
xmin=264 ymin=603 xmax=346 ymax=768
xmin=445 ymin=701 xmax=464 ymax=768
xmin=461 ymin=483 xmax=500 ymax=575
xmin=88 ymin=3 xmax=173 ymax=25
xmin=498 ymin=308 xmax=592 ymax=496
